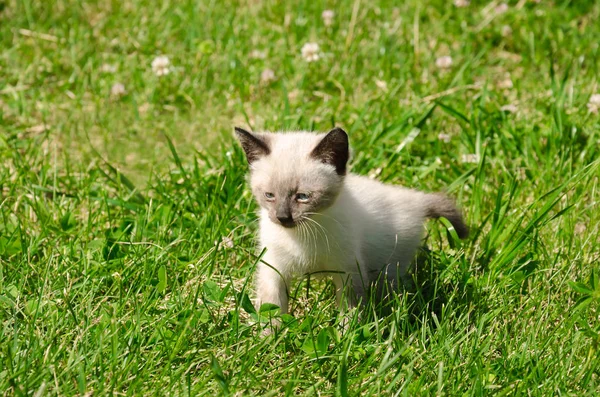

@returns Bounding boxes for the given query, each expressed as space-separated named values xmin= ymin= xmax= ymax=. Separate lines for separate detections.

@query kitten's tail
xmin=424 ymin=193 xmax=469 ymax=239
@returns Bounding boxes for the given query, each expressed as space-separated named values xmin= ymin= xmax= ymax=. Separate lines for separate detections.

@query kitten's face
xmin=235 ymin=128 xmax=349 ymax=228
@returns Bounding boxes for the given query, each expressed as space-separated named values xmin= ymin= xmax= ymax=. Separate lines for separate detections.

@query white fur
xmin=256 ymin=174 xmax=429 ymax=312
xmin=247 ymin=132 xmax=431 ymax=314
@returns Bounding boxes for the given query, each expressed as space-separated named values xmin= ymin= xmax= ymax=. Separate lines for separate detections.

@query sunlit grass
xmin=1 ymin=0 xmax=599 ymax=395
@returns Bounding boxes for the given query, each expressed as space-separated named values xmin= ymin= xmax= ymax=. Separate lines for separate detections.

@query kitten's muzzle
xmin=276 ymin=215 xmax=296 ymax=228
xmin=275 ymin=201 xmax=296 ymax=227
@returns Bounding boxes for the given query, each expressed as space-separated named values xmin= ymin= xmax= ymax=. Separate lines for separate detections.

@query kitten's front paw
xmin=261 ymin=319 xmax=281 ymax=337
xmin=338 ymin=307 xmax=361 ymax=334
xmin=261 ymin=326 xmax=274 ymax=337
xmin=339 ymin=316 xmax=351 ymax=334
xmin=256 ymin=302 xmax=286 ymax=337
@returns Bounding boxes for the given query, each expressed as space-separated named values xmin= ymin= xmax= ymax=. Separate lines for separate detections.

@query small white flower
xmin=301 ymin=42 xmax=320 ymax=62
xmin=497 ymin=77 xmax=513 ymax=89
xmin=110 ymin=82 xmax=126 ymax=97
xmin=437 ymin=133 xmax=451 ymax=143
xmin=151 ymin=55 xmax=171 ymax=76
xmin=222 ymin=236 xmax=234 ymax=249
xmin=453 ymin=0 xmax=470 ymax=7
xmin=587 ymin=94 xmax=600 ymax=114
xmin=260 ymin=68 xmax=276 ymax=83
xmin=112 ymin=272 xmax=122 ymax=280
xmin=461 ymin=154 xmax=479 ymax=164
xmin=225 ymin=151 xmax=233 ymax=158
xmin=138 ymin=103 xmax=151 ymax=114
xmin=501 ymin=25 xmax=513 ymax=37
xmin=588 ymin=94 xmax=600 ymax=106
xmin=495 ymin=3 xmax=509 ymax=14
xmin=375 ymin=79 xmax=388 ymax=92
xmin=435 ymin=55 xmax=453 ymax=69
xmin=100 ymin=63 xmax=117 ymax=73
xmin=500 ymin=104 xmax=518 ymax=113
xmin=287 ymin=89 xmax=300 ymax=102
xmin=322 ymin=10 xmax=335 ymax=26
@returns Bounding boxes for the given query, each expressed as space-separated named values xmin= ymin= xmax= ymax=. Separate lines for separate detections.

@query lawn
xmin=1 ymin=0 xmax=600 ymax=395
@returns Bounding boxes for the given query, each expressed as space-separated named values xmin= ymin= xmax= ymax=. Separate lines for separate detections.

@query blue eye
xmin=264 ymin=192 xmax=275 ymax=200
xmin=295 ymin=193 xmax=310 ymax=203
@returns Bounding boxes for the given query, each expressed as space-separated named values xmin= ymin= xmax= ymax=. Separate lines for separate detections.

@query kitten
xmin=235 ymin=127 xmax=468 ymax=316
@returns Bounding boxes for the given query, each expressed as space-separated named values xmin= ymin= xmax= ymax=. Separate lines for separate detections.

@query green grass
xmin=1 ymin=0 xmax=600 ymax=394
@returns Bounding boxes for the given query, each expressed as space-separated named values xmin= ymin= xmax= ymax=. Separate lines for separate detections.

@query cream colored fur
xmin=237 ymin=129 xmax=467 ymax=315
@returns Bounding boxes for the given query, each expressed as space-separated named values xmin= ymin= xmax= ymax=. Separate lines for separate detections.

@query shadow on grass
xmin=277 ymin=241 xmax=480 ymax=341
xmin=360 ymin=245 xmax=481 ymax=337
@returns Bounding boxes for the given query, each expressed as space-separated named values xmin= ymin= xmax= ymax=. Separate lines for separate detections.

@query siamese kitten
xmin=235 ymin=127 xmax=468 ymax=316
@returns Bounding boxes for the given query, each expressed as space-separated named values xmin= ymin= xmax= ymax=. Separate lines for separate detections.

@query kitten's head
xmin=235 ymin=127 xmax=349 ymax=228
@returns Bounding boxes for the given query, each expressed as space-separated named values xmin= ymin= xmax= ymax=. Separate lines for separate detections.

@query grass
xmin=1 ymin=0 xmax=600 ymax=394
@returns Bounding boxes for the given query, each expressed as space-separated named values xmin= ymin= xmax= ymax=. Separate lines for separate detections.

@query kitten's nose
xmin=277 ymin=215 xmax=295 ymax=227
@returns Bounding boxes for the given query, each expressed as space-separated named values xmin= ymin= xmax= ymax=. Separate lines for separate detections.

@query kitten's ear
xmin=310 ymin=127 xmax=349 ymax=175
xmin=234 ymin=127 xmax=271 ymax=164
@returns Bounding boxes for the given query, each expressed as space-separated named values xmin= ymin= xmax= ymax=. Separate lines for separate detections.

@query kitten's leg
xmin=255 ymin=255 xmax=290 ymax=336
xmin=333 ymin=273 xmax=356 ymax=311
xmin=397 ymin=262 xmax=415 ymax=291
xmin=255 ymin=259 xmax=289 ymax=314
xmin=374 ymin=261 xmax=416 ymax=315
xmin=332 ymin=255 xmax=369 ymax=309
xmin=256 ymin=251 xmax=289 ymax=314
xmin=373 ymin=264 xmax=400 ymax=314
xmin=333 ymin=274 xmax=354 ymax=332
xmin=333 ymin=271 xmax=367 ymax=331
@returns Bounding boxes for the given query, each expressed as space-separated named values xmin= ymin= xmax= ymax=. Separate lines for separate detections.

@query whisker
xmin=304 ymin=214 xmax=344 ymax=254
xmin=304 ymin=211 xmax=345 ymax=229
xmin=302 ymin=221 xmax=310 ymax=249
xmin=302 ymin=216 xmax=331 ymax=254
xmin=298 ymin=220 xmax=313 ymax=264
xmin=305 ymin=219 xmax=319 ymax=265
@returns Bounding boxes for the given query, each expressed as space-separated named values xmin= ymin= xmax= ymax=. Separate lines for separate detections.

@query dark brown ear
xmin=310 ymin=127 xmax=349 ymax=175
xmin=234 ymin=127 xmax=271 ymax=164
